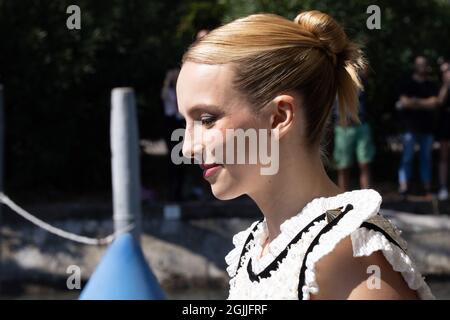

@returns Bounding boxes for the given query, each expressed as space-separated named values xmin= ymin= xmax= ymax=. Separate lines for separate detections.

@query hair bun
xmin=295 ymin=10 xmax=367 ymax=127
xmin=294 ymin=10 xmax=348 ymax=57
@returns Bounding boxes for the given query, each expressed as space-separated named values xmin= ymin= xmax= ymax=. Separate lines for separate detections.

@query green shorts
xmin=333 ymin=122 xmax=376 ymax=169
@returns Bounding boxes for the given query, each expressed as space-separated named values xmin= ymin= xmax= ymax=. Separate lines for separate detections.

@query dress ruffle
xmin=225 ymin=220 xmax=260 ymax=278
xmin=250 ymin=196 xmax=328 ymax=274
xmin=224 ymin=188 xmax=435 ymax=300
xmin=351 ymin=227 xmax=435 ymax=299
xmin=300 ymin=189 xmax=383 ymax=299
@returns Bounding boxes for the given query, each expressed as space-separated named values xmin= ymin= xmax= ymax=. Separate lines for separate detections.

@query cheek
xmin=223 ymin=163 xmax=262 ymax=194
xmin=202 ymin=129 xmax=226 ymax=162
xmin=202 ymin=109 xmax=269 ymax=164
xmin=203 ymin=129 xmax=247 ymax=165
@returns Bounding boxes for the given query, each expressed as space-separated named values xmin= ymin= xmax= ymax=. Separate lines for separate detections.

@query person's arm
xmin=437 ymin=74 xmax=450 ymax=106
xmin=414 ymin=96 xmax=439 ymax=109
xmin=310 ymin=235 xmax=419 ymax=300
xmin=399 ymin=95 xmax=439 ymax=110
xmin=414 ymin=80 xmax=449 ymax=109
xmin=437 ymin=85 xmax=449 ymax=106
xmin=398 ymin=95 xmax=418 ymax=109
xmin=396 ymin=79 xmax=415 ymax=109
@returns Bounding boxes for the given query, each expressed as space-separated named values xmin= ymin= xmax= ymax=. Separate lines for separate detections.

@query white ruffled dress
xmin=225 ymin=189 xmax=435 ymax=300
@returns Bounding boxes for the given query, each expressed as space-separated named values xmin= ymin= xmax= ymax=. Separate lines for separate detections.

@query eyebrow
xmin=180 ymin=104 xmax=221 ymax=119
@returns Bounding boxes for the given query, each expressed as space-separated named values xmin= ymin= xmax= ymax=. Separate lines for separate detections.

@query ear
xmin=269 ymin=94 xmax=298 ymax=139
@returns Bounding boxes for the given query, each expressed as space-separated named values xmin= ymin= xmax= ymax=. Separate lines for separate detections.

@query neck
xmin=248 ymin=148 xmax=344 ymax=244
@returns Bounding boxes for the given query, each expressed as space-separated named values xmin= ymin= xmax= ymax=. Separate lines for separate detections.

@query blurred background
xmin=0 ymin=0 xmax=450 ymax=299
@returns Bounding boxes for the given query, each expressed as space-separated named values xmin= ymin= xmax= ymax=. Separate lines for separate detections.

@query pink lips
xmin=200 ymin=163 xmax=222 ymax=179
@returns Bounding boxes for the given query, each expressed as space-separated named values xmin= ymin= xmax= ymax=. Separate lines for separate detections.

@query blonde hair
xmin=182 ymin=10 xmax=367 ymax=149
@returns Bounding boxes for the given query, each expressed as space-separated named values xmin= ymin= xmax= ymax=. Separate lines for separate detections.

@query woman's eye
xmin=200 ymin=116 xmax=216 ymax=126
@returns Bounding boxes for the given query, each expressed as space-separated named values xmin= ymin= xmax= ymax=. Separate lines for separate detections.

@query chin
xmin=210 ymin=183 xmax=242 ymax=201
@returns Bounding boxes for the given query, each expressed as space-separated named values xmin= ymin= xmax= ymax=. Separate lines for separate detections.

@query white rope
xmin=0 ymin=192 xmax=134 ymax=246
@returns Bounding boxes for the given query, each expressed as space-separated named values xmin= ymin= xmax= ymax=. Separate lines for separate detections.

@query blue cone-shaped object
xmin=79 ymin=233 xmax=165 ymax=300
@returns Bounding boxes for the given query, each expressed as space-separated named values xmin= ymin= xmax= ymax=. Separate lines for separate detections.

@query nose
xmin=182 ymin=128 xmax=204 ymax=162
xmin=181 ymin=139 xmax=193 ymax=159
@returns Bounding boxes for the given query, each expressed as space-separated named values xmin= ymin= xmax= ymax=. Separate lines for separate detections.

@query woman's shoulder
xmin=303 ymin=192 xmax=434 ymax=299
xmin=300 ymin=188 xmax=435 ymax=300
xmin=311 ymin=234 xmax=420 ymax=299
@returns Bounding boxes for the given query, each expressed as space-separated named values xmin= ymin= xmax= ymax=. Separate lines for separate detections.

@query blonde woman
xmin=176 ymin=10 xmax=434 ymax=300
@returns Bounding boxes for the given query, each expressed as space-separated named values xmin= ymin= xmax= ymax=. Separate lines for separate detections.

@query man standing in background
xmin=396 ymin=55 xmax=440 ymax=199
xmin=333 ymin=66 xmax=376 ymax=191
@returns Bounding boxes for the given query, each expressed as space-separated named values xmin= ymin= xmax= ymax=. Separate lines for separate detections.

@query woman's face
xmin=176 ymin=62 xmax=273 ymax=200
